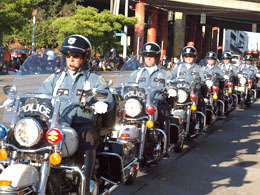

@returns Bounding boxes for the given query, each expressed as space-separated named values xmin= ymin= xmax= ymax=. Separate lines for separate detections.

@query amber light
xmin=228 ymin=89 xmax=232 ymax=94
xmin=0 ymin=180 xmax=11 ymax=187
xmin=49 ymin=153 xmax=62 ymax=165
xmin=213 ymin=94 xmax=218 ymax=100
xmin=121 ymin=133 xmax=130 ymax=137
xmin=248 ymin=85 xmax=252 ymax=89
xmin=146 ymin=120 xmax=154 ymax=128
xmin=191 ymin=104 xmax=197 ymax=111
xmin=0 ymin=149 xmax=8 ymax=160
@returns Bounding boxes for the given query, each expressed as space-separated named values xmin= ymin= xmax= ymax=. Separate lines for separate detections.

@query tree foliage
xmin=52 ymin=6 xmax=137 ymax=54
xmin=0 ymin=0 xmax=34 ymax=34
xmin=2 ymin=1 xmax=137 ymax=55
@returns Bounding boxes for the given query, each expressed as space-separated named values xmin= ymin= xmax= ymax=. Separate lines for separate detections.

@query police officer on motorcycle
xmin=220 ymin=52 xmax=238 ymax=86
xmin=240 ymin=54 xmax=258 ymax=75
xmin=36 ymin=34 xmax=114 ymax=195
xmin=126 ymin=42 xmax=174 ymax=156
xmin=171 ymin=46 xmax=207 ymax=130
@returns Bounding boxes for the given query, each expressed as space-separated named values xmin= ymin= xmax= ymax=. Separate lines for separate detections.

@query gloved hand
xmin=3 ymin=98 xmax=14 ymax=107
xmin=93 ymin=101 xmax=108 ymax=114
xmin=167 ymin=88 xmax=177 ymax=98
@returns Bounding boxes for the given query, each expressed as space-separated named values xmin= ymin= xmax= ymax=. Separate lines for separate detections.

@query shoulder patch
xmin=167 ymin=71 xmax=173 ymax=77
xmin=43 ymin=74 xmax=54 ymax=82
xmin=99 ymin=76 xmax=107 ymax=84
xmin=130 ymin=70 xmax=137 ymax=76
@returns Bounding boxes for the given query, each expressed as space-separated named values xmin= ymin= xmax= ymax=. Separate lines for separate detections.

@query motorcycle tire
xmin=124 ymin=170 xmax=137 ymax=185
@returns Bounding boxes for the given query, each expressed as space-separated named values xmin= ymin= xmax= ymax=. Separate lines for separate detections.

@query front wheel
xmin=124 ymin=170 xmax=137 ymax=185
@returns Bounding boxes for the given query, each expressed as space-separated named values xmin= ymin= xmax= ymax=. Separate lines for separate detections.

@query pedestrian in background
xmin=0 ymin=47 xmax=11 ymax=74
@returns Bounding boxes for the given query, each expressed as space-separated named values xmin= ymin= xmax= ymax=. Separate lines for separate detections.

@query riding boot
xmin=83 ymin=150 xmax=96 ymax=195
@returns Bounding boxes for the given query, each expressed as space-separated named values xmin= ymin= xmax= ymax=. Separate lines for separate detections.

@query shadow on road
xmin=113 ymin=101 xmax=260 ymax=195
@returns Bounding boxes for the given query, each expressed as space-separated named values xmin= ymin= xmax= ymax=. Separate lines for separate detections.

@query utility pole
xmin=32 ymin=9 xmax=38 ymax=53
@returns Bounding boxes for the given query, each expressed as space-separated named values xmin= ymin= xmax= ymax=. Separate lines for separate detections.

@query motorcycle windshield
xmin=115 ymin=55 xmax=144 ymax=86
xmin=2 ymin=50 xmax=67 ymax=124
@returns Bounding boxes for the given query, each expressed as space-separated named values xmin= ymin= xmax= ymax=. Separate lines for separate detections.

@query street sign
xmin=115 ymin=33 xmax=124 ymax=36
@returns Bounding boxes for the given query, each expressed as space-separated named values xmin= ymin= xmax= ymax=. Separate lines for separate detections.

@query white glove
xmin=168 ymin=89 xmax=177 ymax=98
xmin=3 ymin=98 xmax=14 ymax=107
xmin=93 ymin=101 xmax=108 ymax=114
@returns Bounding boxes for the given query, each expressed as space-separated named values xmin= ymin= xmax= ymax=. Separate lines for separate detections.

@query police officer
xmin=171 ymin=46 xmax=206 ymax=130
xmin=220 ymin=52 xmax=238 ymax=85
xmin=240 ymin=54 xmax=258 ymax=76
xmin=36 ymin=34 xmax=114 ymax=195
xmin=203 ymin=51 xmax=223 ymax=76
xmin=126 ymin=42 xmax=174 ymax=156
xmin=172 ymin=46 xmax=204 ymax=83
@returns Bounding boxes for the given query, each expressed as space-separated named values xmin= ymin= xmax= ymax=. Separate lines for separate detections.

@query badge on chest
xmin=57 ymin=89 xmax=69 ymax=96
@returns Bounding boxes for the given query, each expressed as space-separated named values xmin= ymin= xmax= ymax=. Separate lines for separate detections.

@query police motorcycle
xmin=236 ymin=69 xmax=257 ymax=109
xmin=222 ymin=70 xmax=238 ymax=113
xmin=169 ymin=78 xmax=206 ymax=142
xmin=112 ymin=58 xmax=175 ymax=166
xmin=203 ymin=73 xmax=226 ymax=122
xmin=0 ymin=51 xmax=138 ymax=195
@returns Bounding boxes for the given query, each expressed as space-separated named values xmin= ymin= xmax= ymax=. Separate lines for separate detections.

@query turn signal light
xmin=46 ymin=128 xmax=62 ymax=144
xmin=191 ymin=104 xmax=197 ymax=111
xmin=121 ymin=133 xmax=130 ymax=137
xmin=228 ymin=89 xmax=232 ymax=94
xmin=228 ymin=82 xmax=233 ymax=87
xmin=248 ymin=85 xmax=252 ymax=89
xmin=146 ymin=120 xmax=154 ymax=128
xmin=190 ymin=94 xmax=198 ymax=101
xmin=213 ymin=86 xmax=219 ymax=92
xmin=0 ymin=180 xmax=11 ymax=187
xmin=49 ymin=153 xmax=62 ymax=165
xmin=213 ymin=94 xmax=218 ymax=100
xmin=0 ymin=149 xmax=8 ymax=160
xmin=146 ymin=105 xmax=156 ymax=115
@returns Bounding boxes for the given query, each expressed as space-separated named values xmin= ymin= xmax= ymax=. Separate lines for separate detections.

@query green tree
xmin=52 ymin=6 xmax=137 ymax=55
xmin=0 ymin=0 xmax=35 ymax=45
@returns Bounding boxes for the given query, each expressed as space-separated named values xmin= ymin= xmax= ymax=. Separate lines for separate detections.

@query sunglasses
xmin=65 ymin=53 xmax=82 ymax=59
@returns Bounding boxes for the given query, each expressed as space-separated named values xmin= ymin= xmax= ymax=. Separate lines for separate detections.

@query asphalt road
xmin=1 ymin=72 xmax=260 ymax=195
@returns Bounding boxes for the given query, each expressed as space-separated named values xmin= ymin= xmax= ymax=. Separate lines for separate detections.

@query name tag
xmin=57 ymin=89 xmax=69 ymax=96
xmin=138 ymin=78 xmax=146 ymax=83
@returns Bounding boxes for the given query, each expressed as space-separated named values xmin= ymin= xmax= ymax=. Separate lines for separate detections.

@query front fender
xmin=0 ymin=164 xmax=38 ymax=189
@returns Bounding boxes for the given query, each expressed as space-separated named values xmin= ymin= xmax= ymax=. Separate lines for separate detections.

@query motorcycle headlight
xmin=239 ymin=77 xmax=247 ymax=85
xmin=177 ymin=90 xmax=188 ymax=103
xmin=125 ymin=98 xmax=143 ymax=117
xmin=14 ymin=117 xmax=43 ymax=147
xmin=205 ymin=80 xmax=213 ymax=88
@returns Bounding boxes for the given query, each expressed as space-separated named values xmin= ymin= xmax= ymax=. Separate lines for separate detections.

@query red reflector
xmin=120 ymin=109 xmax=126 ymax=117
xmin=248 ymin=80 xmax=252 ymax=84
xmin=209 ymin=88 xmax=212 ymax=93
xmin=213 ymin=86 xmax=219 ymax=92
xmin=190 ymin=94 xmax=198 ymax=101
xmin=46 ymin=128 xmax=62 ymax=144
xmin=225 ymin=83 xmax=228 ymax=87
xmin=146 ymin=105 xmax=156 ymax=115
xmin=228 ymin=82 xmax=233 ymax=87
